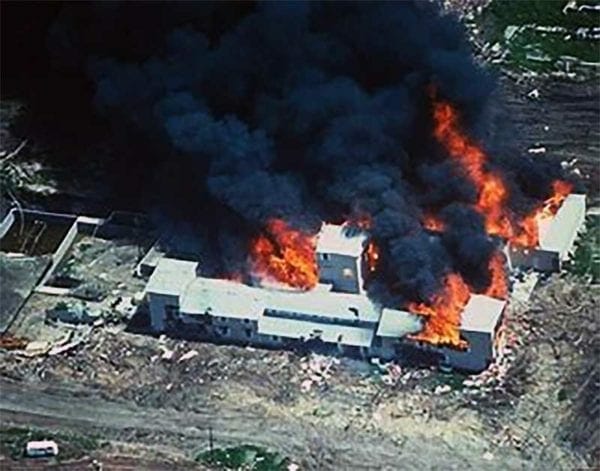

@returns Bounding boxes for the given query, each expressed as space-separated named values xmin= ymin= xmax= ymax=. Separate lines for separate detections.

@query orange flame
xmin=433 ymin=97 xmax=572 ymax=248
xmin=422 ymin=213 xmax=446 ymax=232
xmin=408 ymin=273 xmax=471 ymax=348
xmin=250 ymin=218 xmax=318 ymax=289
xmin=512 ymin=180 xmax=573 ymax=247
xmin=365 ymin=241 xmax=380 ymax=272
xmin=484 ymin=251 xmax=508 ymax=300
xmin=433 ymin=100 xmax=514 ymax=240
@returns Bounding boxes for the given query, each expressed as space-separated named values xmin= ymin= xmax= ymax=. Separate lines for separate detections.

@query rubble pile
xmin=299 ymin=354 xmax=340 ymax=393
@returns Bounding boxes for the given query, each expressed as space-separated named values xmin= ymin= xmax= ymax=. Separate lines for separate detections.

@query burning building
xmin=33 ymin=3 xmax=587 ymax=371
xmin=145 ymin=223 xmax=509 ymax=372
xmin=507 ymin=193 xmax=587 ymax=272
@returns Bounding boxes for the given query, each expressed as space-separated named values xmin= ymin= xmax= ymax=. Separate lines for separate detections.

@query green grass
xmin=431 ymin=371 xmax=468 ymax=391
xmin=479 ymin=0 xmax=600 ymax=76
xmin=485 ymin=0 xmax=599 ymax=31
xmin=565 ymin=216 xmax=600 ymax=283
xmin=195 ymin=444 xmax=290 ymax=471
xmin=0 ymin=426 xmax=102 ymax=461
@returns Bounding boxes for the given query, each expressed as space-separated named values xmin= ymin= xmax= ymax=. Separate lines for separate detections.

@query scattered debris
xmin=46 ymin=301 xmax=101 ymax=325
xmin=24 ymin=340 xmax=51 ymax=357
xmin=299 ymin=354 xmax=339 ymax=392
xmin=178 ymin=349 xmax=199 ymax=362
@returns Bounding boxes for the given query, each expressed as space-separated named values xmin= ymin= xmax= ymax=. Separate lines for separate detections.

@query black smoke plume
xmin=34 ymin=1 xmax=568 ymax=305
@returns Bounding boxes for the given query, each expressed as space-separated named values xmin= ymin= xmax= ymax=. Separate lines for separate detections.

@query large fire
xmin=250 ymin=218 xmax=318 ymax=290
xmin=511 ymin=180 xmax=573 ymax=247
xmin=484 ymin=251 xmax=508 ymax=300
xmin=433 ymin=99 xmax=516 ymax=240
xmin=432 ymin=98 xmax=571 ymax=248
xmin=246 ymin=97 xmax=572 ymax=351
xmin=408 ymin=273 xmax=471 ymax=348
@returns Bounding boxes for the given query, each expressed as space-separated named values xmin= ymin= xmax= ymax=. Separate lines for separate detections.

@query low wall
xmin=0 ymin=209 xmax=15 ymax=239
xmin=38 ymin=219 xmax=79 ymax=286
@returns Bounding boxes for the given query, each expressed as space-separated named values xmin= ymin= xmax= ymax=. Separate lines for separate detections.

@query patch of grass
xmin=195 ymin=444 xmax=289 ymax=471
xmin=432 ymin=370 xmax=468 ymax=391
xmin=479 ymin=0 xmax=600 ymax=76
xmin=0 ymin=426 xmax=101 ymax=461
xmin=485 ymin=0 xmax=599 ymax=32
xmin=565 ymin=216 xmax=600 ymax=283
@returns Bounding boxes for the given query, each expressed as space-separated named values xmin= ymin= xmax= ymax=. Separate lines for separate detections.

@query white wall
xmin=317 ymin=253 xmax=362 ymax=293
xmin=148 ymin=292 xmax=178 ymax=332
xmin=443 ymin=330 xmax=493 ymax=372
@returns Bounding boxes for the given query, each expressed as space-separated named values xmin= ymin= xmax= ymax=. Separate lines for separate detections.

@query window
xmin=342 ymin=268 xmax=354 ymax=279
xmin=321 ymin=253 xmax=329 ymax=261
xmin=221 ymin=326 xmax=229 ymax=336
xmin=337 ymin=334 xmax=343 ymax=343
xmin=272 ymin=335 xmax=279 ymax=341
xmin=245 ymin=328 xmax=253 ymax=338
xmin=244 ymin=318 xmax=251 ymax=324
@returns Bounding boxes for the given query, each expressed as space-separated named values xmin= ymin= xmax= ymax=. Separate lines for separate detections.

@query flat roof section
xmin=264 ymin=289 xmax=381 ymax=323
xmin=145 ymin=257 xmax=198 ymax=297
xmin=180 ymin=277 xmax=266 ymax=320
xmin=539 ymin=194 xmax=586 ymax=260
xmin=258 ymin=315 xmax=374 ymax=347
xmin=459 ymin=294 xmax=506 ymax=333
xmin=376 ymin=308 xmax=423 ymax=338
xmin=316 ymin=224 xmax=368 ymax=257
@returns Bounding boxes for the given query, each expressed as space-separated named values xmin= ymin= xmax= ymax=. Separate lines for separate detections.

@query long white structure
xmin=144 ymin=224 xmax=508 ymax=372
xmin=508 ymin=194 xmax=586 ymax=272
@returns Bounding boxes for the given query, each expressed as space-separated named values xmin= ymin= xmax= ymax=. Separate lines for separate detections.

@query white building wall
xmin=148 ymin=292 xmax=178 ymax=332
xmin=442 ymin=330 xmax=493 ymax=372
xmin=317 ymin=253 xmax=363 ymax=294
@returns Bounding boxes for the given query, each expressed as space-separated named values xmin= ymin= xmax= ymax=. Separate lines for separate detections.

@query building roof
xmin=258 ymin=315 xmax=374 ymax=347
xmin=263 ymin=289 xmax=381 ymax=323
xmin=180 ymin=277 xmax=266 ymax=320
xmin=376 ymin=308 xmax=423 ymax=337
xmin=539 ymin=194 xmax=586 ymax=259
xmin=316 ymin=223 xmax=368 ymax=257
xmin=459 ymin=294 xmax=506 ymax=333
xmin=144 ymin=257 xmax=198 ymax=296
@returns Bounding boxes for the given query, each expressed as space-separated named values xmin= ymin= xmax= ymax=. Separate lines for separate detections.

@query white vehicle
xmin=25 ymin=440 xmax=59 ymax=458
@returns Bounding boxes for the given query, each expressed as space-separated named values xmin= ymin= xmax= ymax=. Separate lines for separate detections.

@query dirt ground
xmin=0 ymin=272 xmax=595 ymax=469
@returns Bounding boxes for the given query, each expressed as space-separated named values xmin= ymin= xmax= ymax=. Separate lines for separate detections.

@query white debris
xmin=528 ymin=146 xmax=546 ymax=154
xmin=23 ymin=341 xmax=51 ymax=357
xmin=434 ymin=384 xmax=452 ymax=395
xmin=299 ymin=354 xmax=339 ymax=392
xmin=300 ymin=379 xmax=313 ymax=392
xmin=483 ymin=451 xmax=494 ymax=461
xmin=160 ymin=348 xmax=174 ymax=361
xmin=527 ymin=89 xmax=540 ymax=100
xmin=178 ymin=350 xmax=199 ymax=362
xmin=504 ymin=25 xmax=519 ymax=41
